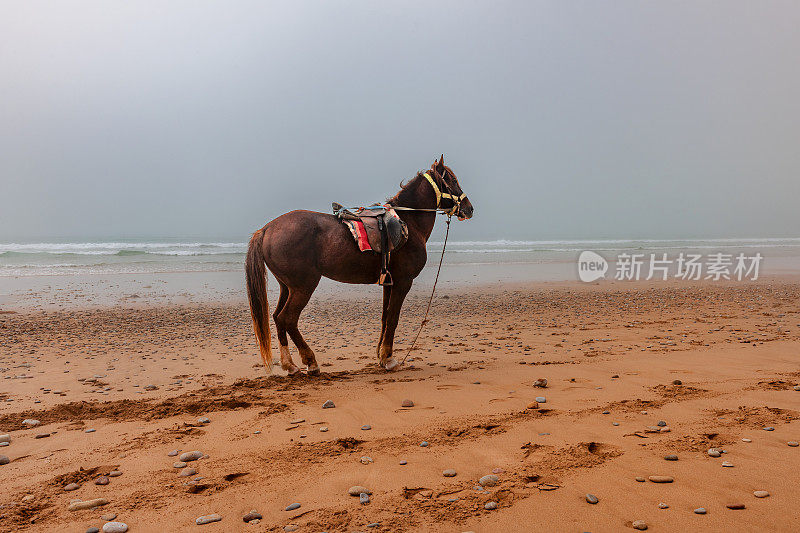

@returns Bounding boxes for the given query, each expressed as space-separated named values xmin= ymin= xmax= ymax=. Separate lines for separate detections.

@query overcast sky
xmin=1 ymin=1 xmax=798 ymax=242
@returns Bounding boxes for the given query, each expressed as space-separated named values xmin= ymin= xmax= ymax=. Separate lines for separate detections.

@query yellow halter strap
xmin=423 ymin=172 xmax=467 ymax=215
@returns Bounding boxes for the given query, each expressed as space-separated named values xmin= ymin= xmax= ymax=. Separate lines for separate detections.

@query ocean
xmin=1 ymin=237 xmax=799 ymax=310
xmin=1 ymin=238 xmax=800 ymax=277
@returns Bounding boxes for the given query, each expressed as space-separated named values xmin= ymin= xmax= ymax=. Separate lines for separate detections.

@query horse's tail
xmin=246 ymin=228 xmax=272 ymax=369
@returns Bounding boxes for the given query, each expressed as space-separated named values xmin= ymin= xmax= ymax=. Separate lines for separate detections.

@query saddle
xmin=333 ymin=202 xmax=409 ymax=286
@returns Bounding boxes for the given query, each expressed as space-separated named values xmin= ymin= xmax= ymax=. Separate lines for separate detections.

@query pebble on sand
xmin=694 ymin=507 xmax=707 ymax=514
xmin=585 ymin=493 xmax=598 ymax=504
xmin=167 ymin=450 xmax=179 ymax=457
xmin=102 ymin=522 xmax=128 ymax=533
xmin=64 ymin=482 xmax=80 ymax=491
xmin=173 ymin=462 xmax=187 ymax=468
xmin=322 ymin=400 xmax=335 ymax=409
xmin=726 ymin=503 xmax=746 ymax=510
xmin=361 ymin=425 xmax=371 ymax=431
xmin=0 ymin=456 xmax=10 ymax=466
xmin=0 ymin=435 xmax=11 ymax=443
xmin=443 ymin=469 xmax=457 ymax=477
xmin=178 ymin=467 xmax=197 ymax=477
xmin=85 ymin=428 xmax=96 ymax=433
xmin=179 ymin=450 xmax=203 ymax=462
xmin=535 ymin=396 xmax=546 ymax=403
xmin=401 ymin=399 xmax=415 ymax=407
xmin=788 ymin=441 xmax=799 ymax=447
xmin=196 ymin=514 xmax=222 ymax=525
xmin=284 ymin=503 xmax=301 ymax=511
xmin=319 ymin=427 xmax=328 ymax=432
xmin=484 ymin=501 xmax=497 ymax=510
xmin=526 ymin=401 xmax=539 ymax=409
xmin=95 ymin=475 xmax=110 ymax=485
xmin=635 ymin=477 xmax=646 ymax=482
xmin=632 ymin=520 xmax=648 ymax=530
xmin=753 ymin=490 xmax=770 ymax=498
xmin=721 ymin=461 xmax=734 ymax=467
xmin=763 ymin=426 xmax=775 ymax=431
xmin=532 ymin=378 xmax=547 ymax=388
xmin=420 ymin=441 xmax=429 ymax=447
xmin=794 ymin=385 xmax=800 ymax=391
xmin=360 ymin=492 xmax=370 ymax=504
xmin=648 ymin=476 xmax=674 ymax=483
xmin=87 ymin=528 xmax=100 ymax=533
xmin=479 ymin=474 xmax=499 ymax=487
xmin=22 ymin=419 xmax=40 ymax=427
xmin=658 ymin=502 xmax=669 ymax=509
xmin=242 ymin=510 xmax=262 ymax=522
xmin=68 ymin=498 xmax=109 ymax=511
xmin=348 ymin=486 xmax=371 ymax=496
xmin=708 ymin=448 xmax=721 ymax=457
xmin=664 ymin=454 xmax=678 ymax=461
xmin=198 ymin=417 xmax=211 ymax=424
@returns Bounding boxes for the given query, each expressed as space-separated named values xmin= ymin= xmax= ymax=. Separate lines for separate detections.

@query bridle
xmin=392 ymin=170 xmax=467 ymax=217
xmin=422 ymin=171 xmax=467 ymax=216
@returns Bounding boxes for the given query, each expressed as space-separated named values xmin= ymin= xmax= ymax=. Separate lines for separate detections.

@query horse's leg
xmin=377 ymin=285 xmax=391 ymax=357
xmin=378 ymin=279 xmax=412 ymax=371
xmin=273 ymin=282 xmax=300 ymax=376
xmin=279 ymin=282 xmax=321 ymax=375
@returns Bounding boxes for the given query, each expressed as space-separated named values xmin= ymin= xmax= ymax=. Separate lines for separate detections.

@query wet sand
xmin=1 ymin=278 xmax=800 ymax=532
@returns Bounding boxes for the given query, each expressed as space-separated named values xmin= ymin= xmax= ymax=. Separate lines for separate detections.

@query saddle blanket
xmin=338 ymin=205 xmax=406 ymax=253
xmin=346 ymin=218 xmax=374 ymax=252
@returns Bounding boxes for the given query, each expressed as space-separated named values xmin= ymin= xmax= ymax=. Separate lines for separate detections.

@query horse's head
xmin=432 ymin=155 xmax=474 ymax=220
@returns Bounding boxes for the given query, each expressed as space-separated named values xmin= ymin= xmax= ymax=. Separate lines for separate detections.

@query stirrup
xmin=378 ymin=272 xmax=393 ymax=286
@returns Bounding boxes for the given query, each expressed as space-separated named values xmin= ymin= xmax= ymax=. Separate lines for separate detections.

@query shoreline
xmin=2 ymin=264 xmax=800 ymax=312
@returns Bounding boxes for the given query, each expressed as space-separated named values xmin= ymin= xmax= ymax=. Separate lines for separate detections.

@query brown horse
xmin=245 ymin=156 xmax=473 ymax=375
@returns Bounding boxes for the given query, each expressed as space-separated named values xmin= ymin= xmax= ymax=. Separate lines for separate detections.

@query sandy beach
xmin=2 ymin=278 xmax=799 ymax=532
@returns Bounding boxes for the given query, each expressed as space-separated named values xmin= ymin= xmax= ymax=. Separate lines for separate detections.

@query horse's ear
xmin=435 ymin=155 xmax=445 ymax=173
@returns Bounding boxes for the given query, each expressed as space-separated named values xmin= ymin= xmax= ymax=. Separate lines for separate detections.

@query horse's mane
xmin=386 ymin=172 xmax=424 ymax=205
xmin=386 ymin=166 xmax=451 ymax=206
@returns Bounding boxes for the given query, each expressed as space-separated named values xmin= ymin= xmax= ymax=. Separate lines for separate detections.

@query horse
xmin=245 ymin=155 xmax=474 ymax=375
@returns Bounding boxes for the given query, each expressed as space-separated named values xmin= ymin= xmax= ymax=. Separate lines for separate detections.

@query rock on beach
xmin=179 ymin=450 xmax=203 ymax=462
xmin=68 ymin=498 xmax=109 ymax=511
xmin=196 ymin=514 xmax=222 ymax=525
xmin=479 ymin=474 xmax=499 ymax=486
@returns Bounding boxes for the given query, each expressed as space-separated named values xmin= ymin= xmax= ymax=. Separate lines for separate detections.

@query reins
xmin=400 ymin=213 xmax=452 ymax=366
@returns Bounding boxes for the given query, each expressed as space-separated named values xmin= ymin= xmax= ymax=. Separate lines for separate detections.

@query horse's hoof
xmin=382 ymin=357 xmax=400 ymax=372
xmin=306 ymin=365 xmax=320 ymax=376
xmin=285 ymin=365 xmax=302 ymax=376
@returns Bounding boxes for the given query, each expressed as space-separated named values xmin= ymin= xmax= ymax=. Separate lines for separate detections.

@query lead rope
xmin=400 ymin=214 xmax=452 ymax=366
